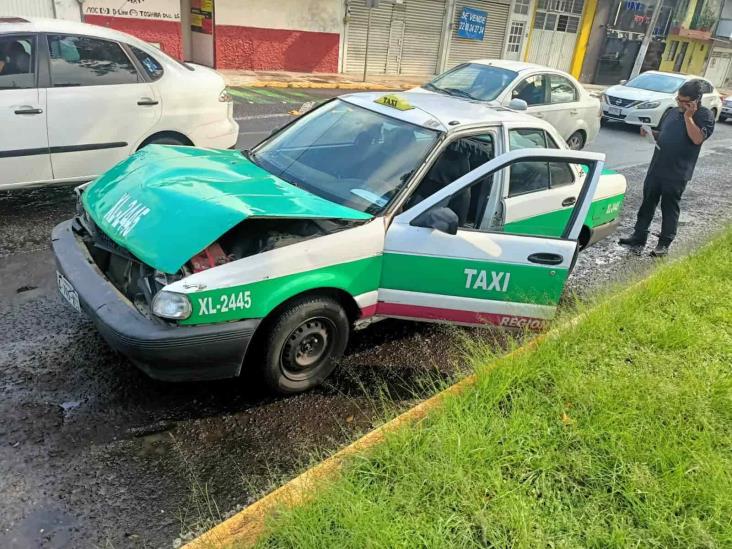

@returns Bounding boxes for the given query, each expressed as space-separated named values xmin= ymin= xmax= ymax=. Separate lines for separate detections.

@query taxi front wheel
xmin=261 ymin=296 xmax=350 ymax=394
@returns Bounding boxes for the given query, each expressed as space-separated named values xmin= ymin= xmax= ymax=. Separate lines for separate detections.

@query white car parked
xmin=0 ymin=17 xmax=239 ymax=191
xmin=413 ymin=60 xmax=601 ymax=150
xmin=601 ymin=71 xmax=723 ymax=129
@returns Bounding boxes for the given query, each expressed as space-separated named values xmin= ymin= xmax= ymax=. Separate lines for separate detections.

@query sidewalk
xmin=221 ymin=69 xmax=729 ymax=98
xmin=220 ymin=69 xmax=424 ymax=90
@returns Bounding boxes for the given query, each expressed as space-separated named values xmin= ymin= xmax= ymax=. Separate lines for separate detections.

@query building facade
xmin=71 ymin=0 xmax=598 ymax=77
xmin=658 ymin=0 xmax=724 ymax=75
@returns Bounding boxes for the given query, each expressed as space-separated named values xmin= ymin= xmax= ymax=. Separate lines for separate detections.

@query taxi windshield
xmin=251 ymin=99 xmax=440 ymax=215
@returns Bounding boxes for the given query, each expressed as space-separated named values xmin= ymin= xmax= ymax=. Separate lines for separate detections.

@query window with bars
xmin=507 ymin=22 xmax=525 ymax=53
xmin=514 ymin=0 xmax=531 ymax=15
xmin=536 ymin=0 xmax=584 ymax=14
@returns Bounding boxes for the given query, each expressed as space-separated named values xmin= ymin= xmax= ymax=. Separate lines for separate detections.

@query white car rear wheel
xmin=566 ymin=131 xmax=585 ymax=150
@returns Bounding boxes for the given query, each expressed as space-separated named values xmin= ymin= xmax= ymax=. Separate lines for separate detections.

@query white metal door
xmin=0 ymin=33 xmax=52 ymax=188
xmin=504 ymin=0 xmax=534 ymax=60
xmin=526 ymin=0 xmax=584 ymax=71
xmin=45 ymin=34 xmax=162 ymax=181
xmin=705 ymin=51 xmax=732 ymax=89
xmin=446 ymin=0 xmax=511 ymax=69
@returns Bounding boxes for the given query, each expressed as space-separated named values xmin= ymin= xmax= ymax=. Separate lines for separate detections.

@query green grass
xmin=250 ymin=228 xmax=732 ymax=548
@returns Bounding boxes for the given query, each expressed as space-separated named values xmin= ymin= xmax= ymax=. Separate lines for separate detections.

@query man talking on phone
xmin=618 ymin=79 xmax=715 ymax=256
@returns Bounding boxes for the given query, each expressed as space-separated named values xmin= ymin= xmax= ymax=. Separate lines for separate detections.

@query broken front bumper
xmin=51 ymin=220 xmax=260 ymax=382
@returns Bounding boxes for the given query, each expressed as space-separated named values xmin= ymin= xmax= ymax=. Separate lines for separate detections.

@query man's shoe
xmin=618 ymin=235 xmax=646 ymax=247
xmin=650 ymin=243 xmax=669 ymax=257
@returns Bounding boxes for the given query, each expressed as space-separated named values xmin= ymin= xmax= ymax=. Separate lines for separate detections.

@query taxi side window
xmin=508 ymin=129 xmax=574 ymax=195
xmin=406 ymin=133 xmax=495 ymax=228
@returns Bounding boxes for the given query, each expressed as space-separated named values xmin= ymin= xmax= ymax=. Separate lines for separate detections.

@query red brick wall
xmin=84 ymin=15 xmax=183 ymax=60
xmin=215 ymin=25 xmax=339 ymax=72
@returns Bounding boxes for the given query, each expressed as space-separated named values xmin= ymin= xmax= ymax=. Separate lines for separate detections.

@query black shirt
xmin=649 ymin=106 xmax=715 ymax=182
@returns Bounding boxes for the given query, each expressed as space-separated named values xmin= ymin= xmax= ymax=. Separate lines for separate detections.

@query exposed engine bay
xmin=76 ymin=210 xmax=362 ymax=320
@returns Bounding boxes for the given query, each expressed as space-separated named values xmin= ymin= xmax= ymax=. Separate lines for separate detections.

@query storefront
xmin=525 ymin=0 xmax=585 ymax=72
xmin=588 ymin=0 xmax=675 ymax=85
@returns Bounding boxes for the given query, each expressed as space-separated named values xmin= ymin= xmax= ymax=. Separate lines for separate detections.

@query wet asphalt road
xmin=1 ymin=88 xmax=732 ymax=548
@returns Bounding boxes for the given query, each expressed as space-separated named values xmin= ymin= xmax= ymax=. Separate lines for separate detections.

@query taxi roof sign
xmin=374 ymin=94 xmax=415 ymax=111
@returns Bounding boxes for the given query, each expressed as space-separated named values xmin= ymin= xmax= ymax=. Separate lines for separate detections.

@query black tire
xmin=711 ymin=108 xmax=718 ymax=120
xmin=600 ymin=116 xmax=608 ymax=127
xmin=260 ymin=296 xmax=350 ymax=394
xmin=566 ymin=130 xmax=586 ymax=150
xmin=141 ymin=135 xmax=187 ymax=148
xmin=720 ymin=115 xmax=728 ymax=123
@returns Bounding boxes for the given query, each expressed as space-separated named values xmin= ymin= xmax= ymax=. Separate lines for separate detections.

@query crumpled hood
xmin=82 ymin=145 xmax=372 ymax=274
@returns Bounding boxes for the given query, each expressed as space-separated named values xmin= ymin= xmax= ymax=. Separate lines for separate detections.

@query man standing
xmin=618 ymin=79 xmax=715 ymax=256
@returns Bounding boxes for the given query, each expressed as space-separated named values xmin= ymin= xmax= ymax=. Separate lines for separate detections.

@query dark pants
xmin=633 ymin=172 xmax=687 ymax=246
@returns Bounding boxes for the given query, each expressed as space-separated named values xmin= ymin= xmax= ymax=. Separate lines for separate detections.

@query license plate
xmin=608 ymin=106 xmax=622 ymax=116
xmin=57 ymin=271 xmax=81 ymax=313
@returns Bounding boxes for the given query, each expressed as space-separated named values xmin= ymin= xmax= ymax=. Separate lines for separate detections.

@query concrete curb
xmin=183 ymin=271 xmax=655 ymax=548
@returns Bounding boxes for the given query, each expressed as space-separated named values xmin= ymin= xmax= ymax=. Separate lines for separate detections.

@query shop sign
xmin=457 ymin=7 xmax=487 ymax=41
xmin=83 ymin=0 xmax=180 ymax=21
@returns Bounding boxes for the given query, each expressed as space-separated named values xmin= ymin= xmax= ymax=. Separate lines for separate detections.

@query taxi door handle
xmin=562 ymin=196 xmax=577 ymax=207
xmin=528 ymin=253 xmax=564 ymax=265
xmin=137 ymin=97 xmax=159 ymax=106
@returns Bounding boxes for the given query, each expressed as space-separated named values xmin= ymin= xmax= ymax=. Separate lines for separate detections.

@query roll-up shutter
xmin=344 ymin=0 xmax=395 ymax=74
xmin=399 ymin=0 xmax=447 ymax=75
xmin=446 ymin=0 xmax=511 ymax=69
xmin=344 ymin=0 xmax=446 ymax=76
xmin=0 ymin=0 xmax=54 ymax=18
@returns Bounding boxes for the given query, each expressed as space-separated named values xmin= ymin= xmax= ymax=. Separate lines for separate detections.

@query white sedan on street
xmin=0 ymin=17 xmax=239 ymax=191
xmin=601 ymin=71 xmax=723 ymax=129
xmin=413 ymin=60 xmax=601 ymax=150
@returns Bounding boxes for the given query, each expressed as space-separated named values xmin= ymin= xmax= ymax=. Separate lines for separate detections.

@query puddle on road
xmin=0 ymin=506 xmax=78 ymax=549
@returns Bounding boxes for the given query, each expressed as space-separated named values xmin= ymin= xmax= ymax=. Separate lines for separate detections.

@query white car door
xmin=0 ymin=33 xmax=52 ymax=189
xmin=45 ymin=33 xmax=162 ymax=181
xmin=378 ymin=149 xmax=605 ymax=329
xmin=507 ymin=73 xmax=578 ymax=141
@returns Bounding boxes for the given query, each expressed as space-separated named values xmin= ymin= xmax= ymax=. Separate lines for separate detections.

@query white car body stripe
xmin=166 ymin=218 xmax=386 ymax=294
xmin=355 ymin=291 xmax=379 ymax=309
xmin=384 ymin=225 xmax=575 ymax=269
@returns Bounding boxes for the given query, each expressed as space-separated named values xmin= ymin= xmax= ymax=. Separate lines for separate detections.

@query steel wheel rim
xmin=280 ymin=317 xmax=336 ymax=380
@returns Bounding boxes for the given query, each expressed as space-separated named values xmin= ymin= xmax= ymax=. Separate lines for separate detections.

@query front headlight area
xmin=635 ymin=101 xmax=661 ymax=110
xmin=152 ymin=290 xmax=192 ymax=320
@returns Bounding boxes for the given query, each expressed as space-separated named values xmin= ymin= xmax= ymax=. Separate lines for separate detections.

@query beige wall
xmin=214 ymin=0 xmax=343 ymax=33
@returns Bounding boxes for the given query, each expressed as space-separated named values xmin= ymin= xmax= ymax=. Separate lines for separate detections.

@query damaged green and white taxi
xmin=53 ymin=92 xmax=626 ymax=394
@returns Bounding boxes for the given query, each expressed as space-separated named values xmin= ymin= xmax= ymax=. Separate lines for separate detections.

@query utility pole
xmin=630 ymin=0 xmax=664 ymax=79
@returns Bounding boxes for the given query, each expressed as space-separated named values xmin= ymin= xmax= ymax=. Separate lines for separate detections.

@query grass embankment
xmin=251 ymin=230 xmax=732 ymax=548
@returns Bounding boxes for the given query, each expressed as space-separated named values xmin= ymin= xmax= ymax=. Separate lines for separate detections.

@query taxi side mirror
xmin=411 ymin=206 xmax=459 ymax=235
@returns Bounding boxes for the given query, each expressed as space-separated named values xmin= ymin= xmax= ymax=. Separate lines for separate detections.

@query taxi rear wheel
xmin=566 ymin=131 xmax=585 ymax=150
xmin=261 ymin=296 xmax=350 ymax=394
